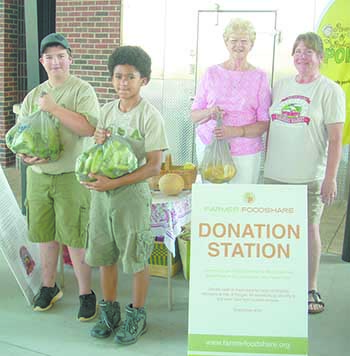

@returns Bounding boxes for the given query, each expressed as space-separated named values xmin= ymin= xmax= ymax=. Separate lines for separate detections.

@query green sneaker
xmin=78 ymin=290 xmax=97 ymax=322
xmin=33 ymin=284 xmax=63 ymax=311
xmin=114 ymin=304 xmax=147 ymax=345
xmin=90 ymin=300 xmax=121 ymax=338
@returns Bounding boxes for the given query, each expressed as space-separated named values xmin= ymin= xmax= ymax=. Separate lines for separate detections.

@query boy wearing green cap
xmin=19 ymin=33 xmax=100 ymax=321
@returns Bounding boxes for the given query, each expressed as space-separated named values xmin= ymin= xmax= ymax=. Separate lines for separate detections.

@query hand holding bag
xmin=200 ymin=112 xmax=236 ymax=183
xmin=5 ymin=110 xmax=62 ymax=161
xmin=75 ymin=134 xmax=138 ymax=182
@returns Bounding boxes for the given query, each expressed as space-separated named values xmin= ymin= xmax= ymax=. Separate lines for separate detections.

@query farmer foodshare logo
xmin=203 ymin=192 xmax=294 ymax=215
xmin=321 ymin=23 xmax=350 ymax=64
xmin=203 ymin=206 xmax=294 ymax=214
xmin=243 ymin=192 xmax=255 ymax=204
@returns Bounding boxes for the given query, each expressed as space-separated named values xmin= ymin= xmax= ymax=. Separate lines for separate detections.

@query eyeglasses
xmin=227 ymin=38 xmax=250 ymax=46
xmin=293 ymin=49 xmax=316 ymax=57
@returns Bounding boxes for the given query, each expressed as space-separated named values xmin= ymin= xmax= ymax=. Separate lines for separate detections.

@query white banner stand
xmin=0 ymin=166 xmax=41 ymax=305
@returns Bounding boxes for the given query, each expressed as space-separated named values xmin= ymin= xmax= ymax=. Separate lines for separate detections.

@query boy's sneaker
xmin=91 ymin=300 xmax=121 ymax=338
xmin=78 ymin=290 xmax=97 ymax=321
xmin=33 ymin=284 xmax=63 ymax=311
xmin=114 ymin=304 xmax=147 ymax=345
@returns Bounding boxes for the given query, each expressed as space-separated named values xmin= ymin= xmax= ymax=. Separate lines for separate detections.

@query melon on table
xmin=159 ymin=173 xmax=184 ymax=195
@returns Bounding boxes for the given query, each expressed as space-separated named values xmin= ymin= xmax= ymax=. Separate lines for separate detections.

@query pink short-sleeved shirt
xmin=192 ymin=65 xmax=271 ymax=156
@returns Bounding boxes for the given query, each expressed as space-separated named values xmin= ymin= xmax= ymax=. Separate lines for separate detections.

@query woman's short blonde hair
xmin=223 ymin=18 xmax=256 ymax=44
xmin=292 ymin=32 xmax=324 ymax=57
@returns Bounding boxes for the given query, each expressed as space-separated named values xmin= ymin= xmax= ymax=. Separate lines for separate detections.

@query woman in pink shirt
xmin=191 ymin=18 xmax=271 ymax=183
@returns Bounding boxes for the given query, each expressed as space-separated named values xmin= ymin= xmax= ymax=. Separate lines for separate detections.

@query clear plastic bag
xmin=200 ymin=113 xmax=237 ymax=184
xmin=5 ymin=110 xmax=62 ymax=161
xmin=75 ymin=134 xmax=138 ymax=182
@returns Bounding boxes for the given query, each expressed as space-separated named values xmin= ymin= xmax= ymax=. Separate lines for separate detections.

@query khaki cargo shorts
xmin=26 ymin=169 xmax=91 ymax=248
xmin=85 ymin=181 xmax=154 ymax=273
xmin=264 ymin=177 xmax=324 ymax=224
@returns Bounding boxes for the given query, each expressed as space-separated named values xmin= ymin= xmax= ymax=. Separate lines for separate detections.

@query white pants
xmin=229 ymin=152 xmax=261 ymax=184
xmin=196 ymin=136 xmax=262 ymax=184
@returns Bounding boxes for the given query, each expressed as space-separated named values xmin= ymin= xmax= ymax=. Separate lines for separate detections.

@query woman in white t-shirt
xmin=264 ymin=32 xmax=345 ymax=314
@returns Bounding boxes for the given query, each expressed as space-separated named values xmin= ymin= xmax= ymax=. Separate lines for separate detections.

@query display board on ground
xmin=0 ymin=166 xmax=41 ymax=305
xmin=188 ymin=184 xmax=308 ymax=356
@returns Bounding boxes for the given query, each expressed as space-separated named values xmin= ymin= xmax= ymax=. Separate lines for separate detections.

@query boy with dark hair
xmin=81 ymin=45 xmax=168 ymax=345
xmin=20 ymin=33 xmax=100 ymax=321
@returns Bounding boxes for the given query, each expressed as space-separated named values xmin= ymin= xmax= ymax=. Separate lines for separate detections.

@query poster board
xmin=188 ymin=184 xmax=308 ymax=356
xmin=0 ymin=166 xmax=41 ymax=305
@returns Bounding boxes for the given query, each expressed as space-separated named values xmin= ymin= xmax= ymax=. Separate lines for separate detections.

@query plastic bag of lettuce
xmin=5 ymin=110 xmax=62 ymax=161
xmin=75 ymin=135 xmax=138 ymax=182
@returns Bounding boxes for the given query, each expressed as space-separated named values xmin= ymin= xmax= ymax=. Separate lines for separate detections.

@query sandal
xmin=308 ymin=290 xmax=325 ymax=314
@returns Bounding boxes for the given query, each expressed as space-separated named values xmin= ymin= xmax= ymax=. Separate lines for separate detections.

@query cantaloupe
xmin=159 ymin=173 xmax=185 ymax=196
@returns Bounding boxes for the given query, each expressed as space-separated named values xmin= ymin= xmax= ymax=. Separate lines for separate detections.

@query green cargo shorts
xmin=85 ymin=181 xmax=154 ymax=273
xmin=264 ymin=178 xmax=324 ymax=224
xmin=26 ymin=169 xmax=91 ymax=248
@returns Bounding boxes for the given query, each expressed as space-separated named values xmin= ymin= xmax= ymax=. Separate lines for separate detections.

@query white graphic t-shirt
xmin=264 ymin=75 xmax=345 ymax=182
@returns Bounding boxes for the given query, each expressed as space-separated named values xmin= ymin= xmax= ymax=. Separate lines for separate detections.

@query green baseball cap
xmin=40 ymin=33 xmax=71 ymax=55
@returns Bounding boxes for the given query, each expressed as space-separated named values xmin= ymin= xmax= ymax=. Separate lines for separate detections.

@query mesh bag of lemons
xmin=5 ymin=110 xmax=63 ymax=161
xmin=202 ymin=163 xmax=236 ymax=184
xmin=75 ymin=135 xmax=138 ymax=182
xmin=200 ymin=114 xmax=236 ymax=184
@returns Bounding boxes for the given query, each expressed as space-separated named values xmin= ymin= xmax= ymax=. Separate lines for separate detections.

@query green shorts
xmin=85 ymin=181 xmax=154 ymax=273
xmin=263 ymin=178 xmax=324 ymax=224
xmin=26 ymin=169 xmax=91 ymax=248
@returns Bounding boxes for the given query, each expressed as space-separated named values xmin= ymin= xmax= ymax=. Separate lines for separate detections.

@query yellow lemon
xmin=183 ymin=162 xmax=196 ymax=170
xmin=203 ymin=164 xmax=236 ymax=183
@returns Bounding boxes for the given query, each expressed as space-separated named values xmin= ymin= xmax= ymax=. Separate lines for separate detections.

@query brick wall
xmin=0 ymin=0 xmax=25 ymax=167
xmin=56 ymin=0 xmax=122 ymax=105
xmin=0 ymin=0 xmax=121 ymax=166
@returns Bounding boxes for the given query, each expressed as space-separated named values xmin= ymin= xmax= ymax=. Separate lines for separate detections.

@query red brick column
xmin=56 ymin=0 xmax=122 ymax=105
xmin=0 ymin=0 xmax=25 ymax=167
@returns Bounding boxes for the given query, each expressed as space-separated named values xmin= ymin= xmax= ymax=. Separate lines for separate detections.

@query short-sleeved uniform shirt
xmin=20 ymin=75 xmax=100 ymax=174
xmin=99 ymin=98 xmax=168 ymax=163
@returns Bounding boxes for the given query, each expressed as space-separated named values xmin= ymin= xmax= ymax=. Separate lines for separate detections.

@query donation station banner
xmin=0 ymin=166 xmax=41 ymax=305
xmin=188 ymin=184 xmax=308 ymax=356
